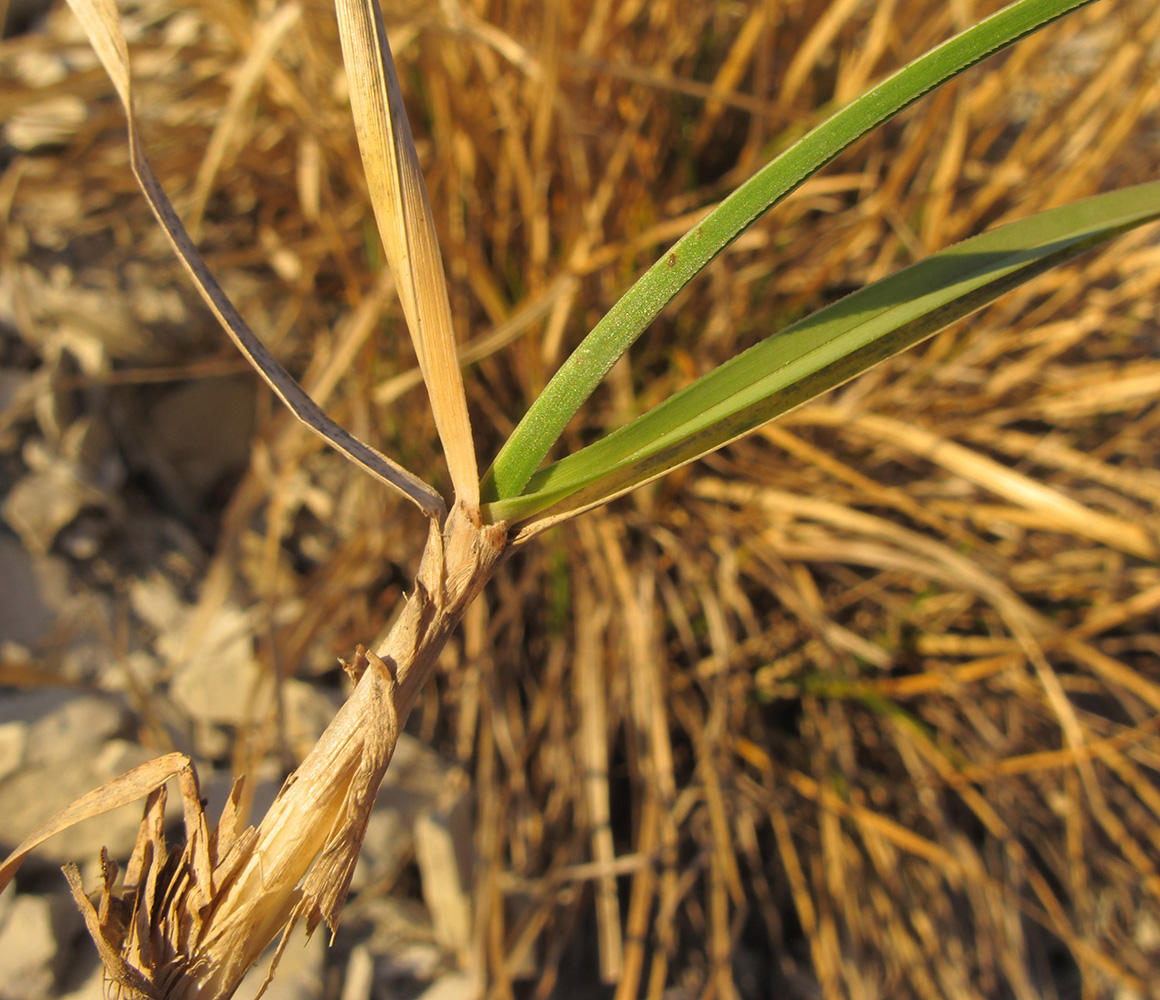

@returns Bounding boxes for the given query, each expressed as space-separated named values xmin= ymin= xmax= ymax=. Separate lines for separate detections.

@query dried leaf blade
xmin=333 ymin=0 xmax=480 ymax=510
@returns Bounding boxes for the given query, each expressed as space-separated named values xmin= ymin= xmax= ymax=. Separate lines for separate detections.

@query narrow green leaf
xmin=482 ymin=0 xmax=1098 ymax=501
xmin=484 ymin=181 xmax=1160 ymax=528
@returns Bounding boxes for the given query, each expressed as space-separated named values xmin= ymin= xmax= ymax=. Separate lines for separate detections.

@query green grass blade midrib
xmin=485 ymin=247 xmax=1090 ymax=524
xmin=482 ymin=0 xmax=1099 ymax=501
xmin=483 ymin=182 xmax=1160 ymax=524
xmin=524 ymin=195 xmax=1148 ymax=491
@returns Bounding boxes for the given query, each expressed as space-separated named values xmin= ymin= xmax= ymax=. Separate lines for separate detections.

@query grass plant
xmin=1 ymin=0 xmax=1159 ymax=996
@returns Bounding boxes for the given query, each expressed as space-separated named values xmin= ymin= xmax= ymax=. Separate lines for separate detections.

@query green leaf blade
xmin=483 ymin=0 xmax=1100 ymax=501
xmin=485 ymin=181 xmax=1160 ymax=528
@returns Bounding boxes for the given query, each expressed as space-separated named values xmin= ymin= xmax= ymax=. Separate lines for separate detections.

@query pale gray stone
xmin=281 ymin=680 xmax=339 ymax=761
xmin=131 ymin=574 xmax=270 ymax=728
xmin=234 ymin=923 xmax=326 ymax=1000
xmin=414 ymin=780 xmax=473 ymax=964
xmin=1 ymin=466 xmax=105 ymax=555
xmin=0 ymin=370 xmax=36 ymax=443
xmin=127 ymin=573 xmax=184 ymax=634
xmin=0 ymin=724 xmax=27 ymax=783
xmin=96 ymin=650 xmax=161 ymax=694
xmin=0 ymin=689 xmax=73 ymax=728
xmin=416 ymin=974 xmax=475 ymax=1000
xmin=24 ymin=694 xmax=126 ymax=767
xmin=0 ymin=537 xmax=57 ymax=647
xmin=58 ymin=962 xmax=105 ymax=1000
xmin=340 ymin=945 xmax=375 ymax=1000
xmin=163 ymin=602 xmax=270 ymax=726
xmin=143 ymin=377 xmax=255 ymax=502
xmin=0 ymin=691 xmax=125 ymax=790
xmin=0 ymin=739 xmax=158 ymax=863
xmin=0 ymin=894 xmax=57 ymax=1000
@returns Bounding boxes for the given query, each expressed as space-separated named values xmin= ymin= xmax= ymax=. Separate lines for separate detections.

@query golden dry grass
xmin=2 ymin=0 xmax=1160 ymax=997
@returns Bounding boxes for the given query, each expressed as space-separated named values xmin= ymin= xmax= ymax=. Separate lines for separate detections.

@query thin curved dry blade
xmin=65 ymin=0 xmax=446 ymax=520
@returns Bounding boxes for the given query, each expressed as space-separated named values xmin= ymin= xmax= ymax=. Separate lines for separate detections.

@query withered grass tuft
xmin=1 ymin=0 xmax=1159 ymax=997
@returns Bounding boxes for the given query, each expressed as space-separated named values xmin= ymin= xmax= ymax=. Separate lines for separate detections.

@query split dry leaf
xmin=333 ymin=0 xmax=480 ymax=510
xmin=0 ymin=508 xmax=504 ymax=999
xmin=63 ymin=0 xmax=445 ymax=521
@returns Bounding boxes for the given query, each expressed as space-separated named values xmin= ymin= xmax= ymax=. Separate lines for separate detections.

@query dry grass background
xmin=2 ymin=0 xmax=1160 ymax=997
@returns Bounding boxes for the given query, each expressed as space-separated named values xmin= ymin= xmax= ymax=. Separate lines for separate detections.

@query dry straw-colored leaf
xmin=333 ymin=0 xmax=480 ymax=511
